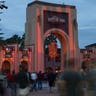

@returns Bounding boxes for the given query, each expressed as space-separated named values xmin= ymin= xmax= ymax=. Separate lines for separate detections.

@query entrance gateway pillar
xmin=25 ymin=1 xmax=80 ymax=72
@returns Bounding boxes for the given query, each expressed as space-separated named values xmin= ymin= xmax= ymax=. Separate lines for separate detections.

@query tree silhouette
xmin=0 ymin=1 xmax=8 ymax=9
xmin=5 ymin=34 xmax=21 ymax=45
xmin=0 ymin=32 xmax=5 ymax=46
xmin=44 ymin=34 xmax=57 ymax=46
xmin=19 ymin=33 xmax=25 ymax=49
xmin=0 ymin=1 xmax=8 ymax=46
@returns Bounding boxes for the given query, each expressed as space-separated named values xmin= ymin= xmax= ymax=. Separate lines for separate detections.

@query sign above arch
xmin=44 ymin=11 xmax=69 ymax=35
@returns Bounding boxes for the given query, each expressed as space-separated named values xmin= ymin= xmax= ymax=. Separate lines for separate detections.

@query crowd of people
xmin=0 ymin=67 xmax=56 ymax=96
xmin=56 ymin=60 xmax=96 ymax=96
xmin=0 ymin=61 xmax=96 ymax=96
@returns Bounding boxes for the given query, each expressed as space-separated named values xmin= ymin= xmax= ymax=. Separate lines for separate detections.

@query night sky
xmin=0 ymin=0 xmax=96 ymax=48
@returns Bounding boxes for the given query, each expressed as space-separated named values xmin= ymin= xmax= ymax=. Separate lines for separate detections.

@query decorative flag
xmin=48 ymin=41 xmax=57 ymax=58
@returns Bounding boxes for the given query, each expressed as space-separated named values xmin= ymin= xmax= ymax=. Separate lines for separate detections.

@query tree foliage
xmin=44 ymin=34 xmax=57 ymax=46
xmin=0 ymin=32 xmax=4 ymax=46
xmin=5 ymin=34 xmax=21 ymax=44
xmin=19 ymin=33 xmax=25 ymax=49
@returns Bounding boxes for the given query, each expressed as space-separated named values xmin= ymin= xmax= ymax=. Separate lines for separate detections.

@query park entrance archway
xmin=25 ymin=1 xmax=80 ymax=72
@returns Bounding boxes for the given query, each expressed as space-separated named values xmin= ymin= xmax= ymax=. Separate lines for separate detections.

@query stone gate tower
xmin=25 ymin=1 xmax=80 ymax=72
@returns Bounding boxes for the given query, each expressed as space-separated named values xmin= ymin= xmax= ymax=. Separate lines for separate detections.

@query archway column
xmin=35 ymin=8 xmax=44 ymax=72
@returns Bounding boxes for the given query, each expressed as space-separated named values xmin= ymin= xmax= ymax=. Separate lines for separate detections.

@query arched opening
xmin=2 ymin=60 xmax=11 ymax=73
xmin=21 ymin=60 xmax=28 ymax=71
xmin=43 ymin=28 xmax=69 ymax=72
xmin=44 ymin=33 xmax=61 ymax=72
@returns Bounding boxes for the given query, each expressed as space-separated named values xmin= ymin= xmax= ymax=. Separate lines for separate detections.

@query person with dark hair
xmin=10 ymin=70 xmax=17 ymax=96
xmin=57 ymin=61 xmax=83 ymax=96
xmin=47 ymin=68 xmax=56 ymax=93
xmin=30 ymin=72 xmax=38 ymax=91
xmin=17 ymin=68 xmax=30 ymax=96
xmin=85 ymin=62 xmax=96 ymax=96
xmin=37 ymin=71 xmax=43 ymax=90
xmin=6 ymin=71 xmax=11 ymax=88
xmin=0 ymin=71 xmax=7 ymax=96
xmin=0 ymin=73 xmax=5 ymax=96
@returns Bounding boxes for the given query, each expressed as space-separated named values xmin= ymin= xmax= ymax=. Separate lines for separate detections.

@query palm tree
xmin=44 ymin=34 xmax=57 ymax=47
xmin=19 ymin=33 xmax=25 ymax=50
xmin=5 ymin=34 xmax=21 ymax=44
xmin=0 ymin=32 xmax=5 ymax=46
xmin=5 ymin=33 xmax=25 ymax=49
xmin=0 ymin=1 xmax=8 ymax=9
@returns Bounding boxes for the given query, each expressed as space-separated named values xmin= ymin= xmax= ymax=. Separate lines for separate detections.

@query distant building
xmin=0 ymin=42 xmax=96 ymax=73
xmin=0 ymin=44 xmax=32 ymax=73
xmin=80 ymin=43 xmax=96 ymax=70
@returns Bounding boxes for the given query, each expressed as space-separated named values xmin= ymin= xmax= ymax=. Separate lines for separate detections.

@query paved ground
xmin=3 ymin=87 xmax=60 ymax=96
xmin=3 ymin=82 xmax=60 ymax=96
xmin=28 ymin=82 xmax=60 ymax=96
xmin=28 ymin=88 xmax=60 ymax=96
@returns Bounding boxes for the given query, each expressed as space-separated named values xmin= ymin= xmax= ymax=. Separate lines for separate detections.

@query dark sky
xmin=0 ymin=0 xmax=96 ymax=48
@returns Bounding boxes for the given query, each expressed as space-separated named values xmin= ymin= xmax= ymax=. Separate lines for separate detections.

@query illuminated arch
xmin=43 ymin=28 xmax=70 ymax=70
